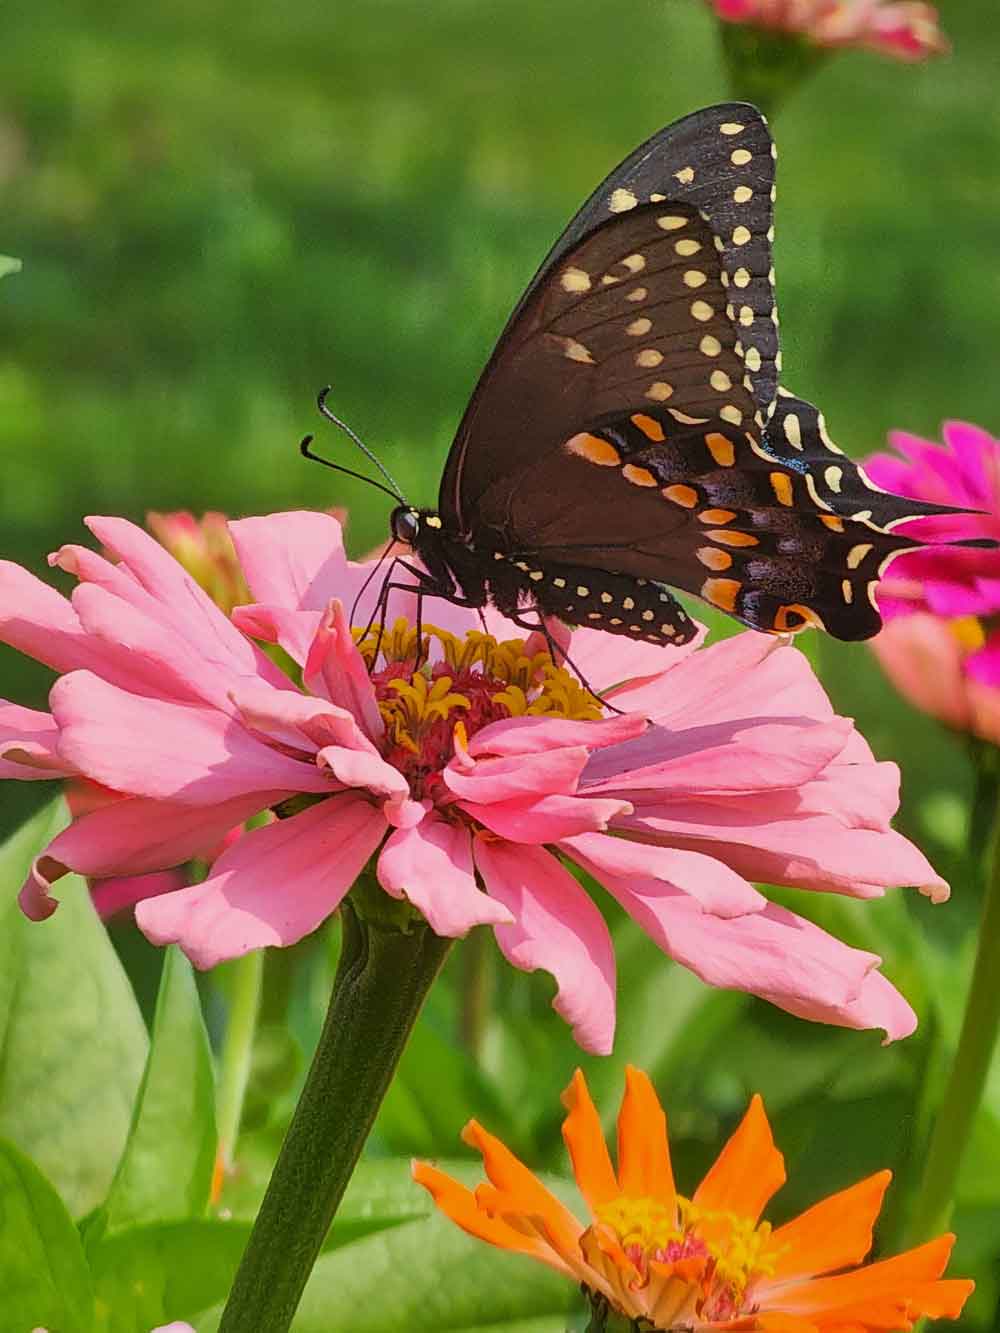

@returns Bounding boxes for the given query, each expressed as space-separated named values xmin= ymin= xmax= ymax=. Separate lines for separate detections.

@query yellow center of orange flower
xmin=593 ymin=1193 xmax=779 ymax=1323
xmin=353 ymin=620 xmax=601 ymax=792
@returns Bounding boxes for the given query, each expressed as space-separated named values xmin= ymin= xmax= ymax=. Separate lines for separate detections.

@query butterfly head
xmin=390 ymin=505 xmax=444 ymax=547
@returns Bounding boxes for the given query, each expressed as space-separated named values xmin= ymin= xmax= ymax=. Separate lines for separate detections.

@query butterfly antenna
xmin=300 ymin=385 xmax=407 ymax=503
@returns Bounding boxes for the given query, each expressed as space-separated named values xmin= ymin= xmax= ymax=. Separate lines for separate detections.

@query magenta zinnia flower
xmin=865 ymin=422 xmax=1000 ymax=686
xmin=1 ymin=512 xmax=946 ymax=1051
xmin=709 ymin=0 xmax=948 ymax=61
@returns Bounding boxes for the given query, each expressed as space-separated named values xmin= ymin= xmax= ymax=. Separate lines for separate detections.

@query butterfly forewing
xmin=446 ymin=202 xmax=761 ymax=533
xmin=419 ymin=102 xmax=967 ymax=648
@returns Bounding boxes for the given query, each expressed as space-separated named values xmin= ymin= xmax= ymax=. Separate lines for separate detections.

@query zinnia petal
xmin=763 ymin=1171 xmax=891 ymax=1284
xmin=473 ymin=838 xmax=616 ymax=1055
xmin=560 ymin=1069 xmax=618 ymax=1213
xmin=135 ymin=794 xmax=387 ymax=967
xmin=693 ymin=1094 xmax=785 ymax=1222
xmin=378 ymin=816 xmax=512 ymax=935
xmin=616 ymin=1066 xmax=675 ymax=1206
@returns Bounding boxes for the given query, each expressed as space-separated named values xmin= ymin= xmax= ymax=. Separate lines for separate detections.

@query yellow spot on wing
xmin=699 ymin=335 xmax=722 ymax=357
xmin=622 ymin=253 xmax=646 ymax=273
xmin=675 ymin=166 xmax=695 ymax=184
xmin=733 ymin=185 xmax=753 ymax=203
xmin=690 ymin=300 xmax=714 ymax=322
xmin=842 ymin=579 xmax=854 ymax=604
xmin=720 ymin=122 xmax=745 ymax=135
xmin=657 ymin=215 xmax=687 ymax=231
xmin=783 ymin=414 xmax=802 ymax=448
xmin=732 ymin=225 xmax=751 ymax=246
xmin=825 ymin=465 xmax=844 ymax=493
xmin=675 ymin=238 xmax=701 ymax=256
xmin=627 ymin=286 xmax=647 ymax=302
xmin=609 ymin=188 xmax=638 ymax=212
xmin=847 ymin=542 xmax=874 ymax=569
xmin=710 ymin=370 xmax=733 ymax=392
xmin=636 ymin=348 xmax=663 ymax=368
xmin=626 ymin=317 xmax=652 ymax=336
xmin=719 ymin=405 xmax=742 ymax=426
xmin=731 ymin=148 xmax=752 ymax=166
xmin=646 ymin=381 xmax=673 ymax=401
xmin=560 ymin=267 xmax=591 ymax=293
xmin=565 ymin=433 xmax=620 ymax=466
xmin=683 ymin=270 xmax=707 ymax=288
xmin=631 ymin=413 xmax=666 ymax=443
xmin=702 ymin=577 xmax=741 ymax=612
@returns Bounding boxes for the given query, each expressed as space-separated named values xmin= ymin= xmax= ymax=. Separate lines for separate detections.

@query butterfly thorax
xmin=392 ymin=505 xmax=698 ymax=645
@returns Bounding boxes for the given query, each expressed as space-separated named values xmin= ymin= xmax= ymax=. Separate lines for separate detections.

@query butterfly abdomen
xmin=487 ymin=551 xmax=698 ymax=646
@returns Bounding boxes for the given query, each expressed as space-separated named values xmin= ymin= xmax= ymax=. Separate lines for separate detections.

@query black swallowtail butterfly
xmin=311 ymin=102 xmax=966 ymax=650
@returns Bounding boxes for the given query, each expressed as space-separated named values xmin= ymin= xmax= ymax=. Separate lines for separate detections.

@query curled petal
xmin=18 ymin=790 xmax=276 ymax=921
xmin=0 ymin=701 xmax=75 ymax=780
xmin=136 ymin=794 xmax=387 ymax=967
xmin=468 ymin=712 xmax=646 ymax=758
xmin=442 ymin=747 xmax=590 ymax=804
xmin=303 ymin=600 xmax=383 ymax=741
xmin=462 ymin=793 xmax=631 ymax=844
xmin=474 ymin=838 xmax=616 ymax=1055
xmin=378 ymin=816 xmax=512 ymax=935
xmin=51 ymin=671 xmax=327 ymax=805
xmin=562 ymin=831 xmax=765 ymax=918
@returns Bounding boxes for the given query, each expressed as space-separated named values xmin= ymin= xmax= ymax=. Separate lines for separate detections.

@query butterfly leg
xmin=504 ymin=609 xmax=626 ymax=717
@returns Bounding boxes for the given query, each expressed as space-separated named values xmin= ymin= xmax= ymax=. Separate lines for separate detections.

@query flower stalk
xmin=905 ymin=765 xmax=1000 ymax=1244
xmin=218 ymin=877 xmax=452 ymax=1333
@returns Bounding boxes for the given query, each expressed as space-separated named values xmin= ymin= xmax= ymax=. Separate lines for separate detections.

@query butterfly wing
xmin=438 ymin=105 xmax=949 ymax=640
xmin=440 ymin=103 xmax=780 ymax=532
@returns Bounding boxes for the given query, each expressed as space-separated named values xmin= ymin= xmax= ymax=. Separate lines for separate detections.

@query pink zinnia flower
xmin=1 ymin=512 xmax=946 ymax=1052
xmin=710 ymin=0 xmax=948 ymax=61
xmin=864 ymin=421 xmax=1000 ymax=688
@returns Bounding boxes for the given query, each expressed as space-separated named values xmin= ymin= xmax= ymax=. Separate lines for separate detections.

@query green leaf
xmin=292 ymin=1206 xmax=577 ymax=1332
xmin=0 ymin=799 xmax=149 ymax=1216
xmin=0 ymin=254 xmax=21 ymax=279
xmin=89 ymin=1219 xmax=251 ymax=1333
xmin=99 ymin=946 xmax=217 ymax=1234
xmin=0 ymin=1137 xmax=94 ymax=1333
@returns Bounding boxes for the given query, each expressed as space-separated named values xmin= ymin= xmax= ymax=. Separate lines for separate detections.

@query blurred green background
xmin=2 ymin=0 xmax=999 ymax=1327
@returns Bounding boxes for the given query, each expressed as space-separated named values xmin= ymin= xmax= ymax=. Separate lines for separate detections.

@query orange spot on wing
xmin=705 ymin=432 xmax=736 ymax=467
xmin=630 ymin=413 xmax=666 ymax=443
xmin=623 ymin=464 xmax=658 ymax=487
xmin=699 ymin=508 xmax=737 ymax=525
xmin=663 ymin=484 xmax=699 ymax=508
xmin=773 ymin=603 xmax=826 ymax=633
xmin=770 ymin=471 xmax=794 ymax=507
xmin=710 ymin=529 xmax=758 ymax=547
xmin=566 ymin=433 xmax=620 ymax=467
xmin=701 ymin=577 xmax=741 ymax=612
xmin=821 ymin=514 xmax=845 ymax=532
xmin=698 ymin=546 xmax=734 ymax=571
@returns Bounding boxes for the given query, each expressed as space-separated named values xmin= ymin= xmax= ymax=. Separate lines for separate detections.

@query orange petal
xmin=716 ymin=1316 xmax=819 ymax=1332
xmin=462 ymin=1118 xmax=585 ymax=1265
xmin=615 ymin=1066 xmax=677 ymax=1205
xmin=561 ymin=1068 xmax=619 ymax=1211
xmin=411 ymin=1160 xmax=570 ymax=1272
xmin=693 ymin=1094 xmax=785 ymax=1222
xmin=766 ymin=1171 xmax=891 ymax=1281
xmin=770 ymin=1234 xmax=971 ymax=1320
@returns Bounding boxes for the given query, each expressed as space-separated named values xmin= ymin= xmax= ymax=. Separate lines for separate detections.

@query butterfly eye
xmin=391 ymin=507 xmax=422 ymax=545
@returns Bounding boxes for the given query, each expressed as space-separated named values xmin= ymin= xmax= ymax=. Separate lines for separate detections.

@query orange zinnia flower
xmin=413 ymin=1068 xmax=973 ymax=1331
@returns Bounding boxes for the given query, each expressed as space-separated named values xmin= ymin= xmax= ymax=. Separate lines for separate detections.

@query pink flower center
xmin=355 ymin=620 xmax=602 ymax=798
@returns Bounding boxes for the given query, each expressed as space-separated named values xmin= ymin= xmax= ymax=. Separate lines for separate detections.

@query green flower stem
xmin=218 ymin=885 xmax=453 ymax=1333
xmin=215 ymin=949 xmax=264 ymax=1172
xmin=905 ymin=784 xmax=1000 ymax=1244
xmin=717 ymin=22 xmax=829 ymax=121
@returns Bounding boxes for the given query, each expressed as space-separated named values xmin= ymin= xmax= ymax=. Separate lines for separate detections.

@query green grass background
xmin=1 ymin=0 xmax=999 ymax=1325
